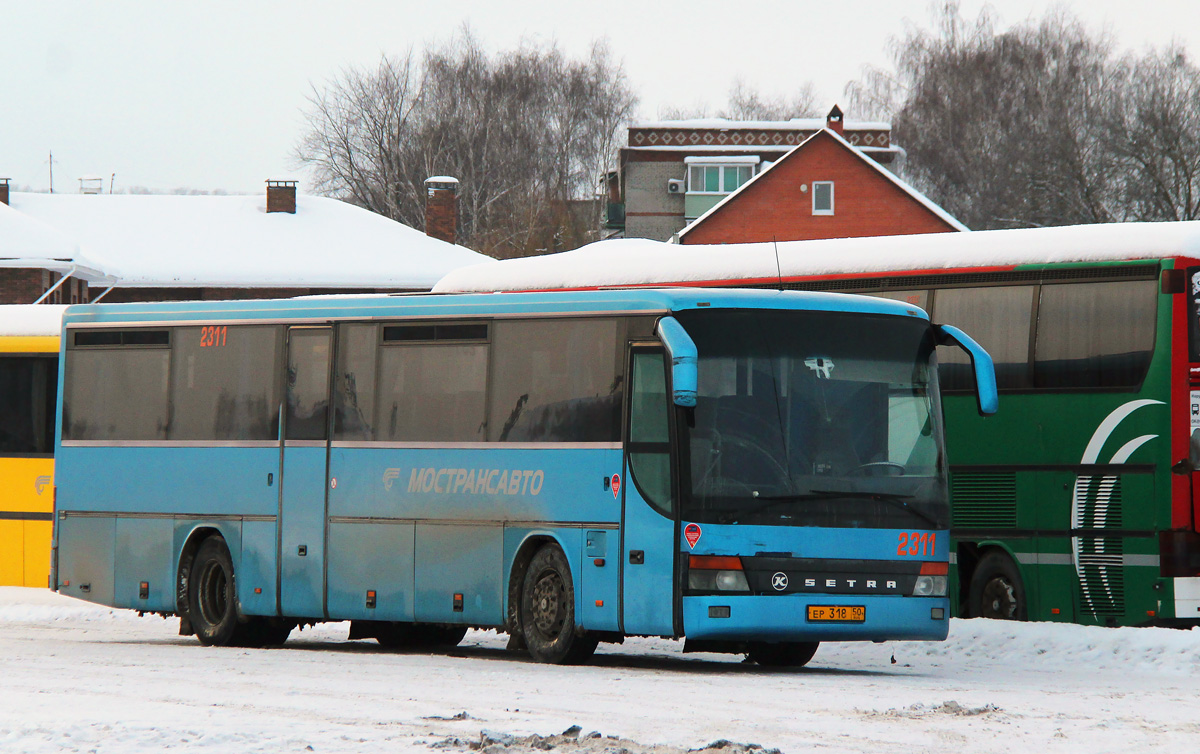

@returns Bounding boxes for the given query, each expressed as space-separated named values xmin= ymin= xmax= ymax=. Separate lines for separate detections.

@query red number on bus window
xmin=200 ymin=326 xmax=227 ymax=348
xmin=908 ymin=533 xmax=920 ymax=556
xmin=897 ymin=533 xmax=908 ymax=556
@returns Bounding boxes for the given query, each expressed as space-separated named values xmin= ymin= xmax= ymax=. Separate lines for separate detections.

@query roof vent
xmin=267 ymin=180 xmax=298 ymax=214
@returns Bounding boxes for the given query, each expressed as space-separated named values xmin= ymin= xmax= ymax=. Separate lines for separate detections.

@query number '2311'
xmin=897 ymin=532 xmax=936 ymax=557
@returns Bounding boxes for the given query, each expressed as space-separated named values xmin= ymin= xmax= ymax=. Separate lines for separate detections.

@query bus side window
xmin=286 ymin=329 xmax=332 ymax=441
xmin=488 ymin=318 xmax=622 ymax=443
xmin=629 ymin=351 xmax=672 ymax=515
xmin=333 ymin=324 xmax=378 ymax=441
xmin=933 ymin=285 xmax=1035 ymax=391
xmin=170 ymin=326 xmax=281 ymax=441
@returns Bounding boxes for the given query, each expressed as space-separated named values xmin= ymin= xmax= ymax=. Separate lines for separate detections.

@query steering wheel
xmin=847 ymin=461 xmax=906 ymax=478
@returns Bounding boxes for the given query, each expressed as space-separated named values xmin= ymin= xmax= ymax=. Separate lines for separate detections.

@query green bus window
xmin=933 ymin=285 xmax=1035 ymax=390
xmin=171 ymin=326 xmax=281 ymax=441
xmin=1033 ymin=280 xmax=1157 ymax=389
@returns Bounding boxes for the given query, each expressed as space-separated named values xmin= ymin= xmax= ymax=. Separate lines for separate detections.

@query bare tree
xmin=1106 ymin=47 xmax=1200 ymax=221
xmin=848 ymin=2 xmax=1200 ymax=229
xmin=294 ymin=32 xmax=637 ymax=258
xmin=659 ymin=79 xmax=820 ymax=121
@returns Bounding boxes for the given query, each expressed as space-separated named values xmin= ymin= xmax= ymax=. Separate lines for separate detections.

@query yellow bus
xmin=1 ymin=305 xmax=65 ymax=587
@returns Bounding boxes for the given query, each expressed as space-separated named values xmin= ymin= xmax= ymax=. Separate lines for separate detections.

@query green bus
xmin=435 ymin=221 xmax=1200 ymax=627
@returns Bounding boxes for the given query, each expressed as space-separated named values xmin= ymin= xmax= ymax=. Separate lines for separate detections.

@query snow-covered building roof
xmin=7 ymin=192 xmax=493 ymax=290
xmin=0 ymin=201 xmax=112 ymax=283
xmin=0 ymin=304 xmax=68 ymax=336
xmin=434 ymin=221 xmax=1200 ymax=293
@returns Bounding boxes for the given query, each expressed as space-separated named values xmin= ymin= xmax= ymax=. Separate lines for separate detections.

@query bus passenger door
xmin=621 ymin=347 xmax=679 ymax=637
xmin=279 ymin=326 xmax=333 ymax=619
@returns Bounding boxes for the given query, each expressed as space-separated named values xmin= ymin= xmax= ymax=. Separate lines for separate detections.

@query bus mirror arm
xmin=934 ymin=324 xmax=999 ymax=417
xmin=656 ymin=316 xmax=698 ymax=408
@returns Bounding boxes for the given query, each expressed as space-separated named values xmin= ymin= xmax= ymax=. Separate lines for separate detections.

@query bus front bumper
xmin=682 ymin=594 xmax=950 ymax=642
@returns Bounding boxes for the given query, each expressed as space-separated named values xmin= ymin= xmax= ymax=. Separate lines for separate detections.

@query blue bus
xmin=51 ymin=289 xmax=996 ymax=665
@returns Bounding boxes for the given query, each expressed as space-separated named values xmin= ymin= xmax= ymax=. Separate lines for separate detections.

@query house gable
xmin=679 ymin=129 xmax=966 ymax=245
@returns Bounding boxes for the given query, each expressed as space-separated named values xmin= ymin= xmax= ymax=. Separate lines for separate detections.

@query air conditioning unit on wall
xmin=667 ymin=179 xmax=685 ymax=194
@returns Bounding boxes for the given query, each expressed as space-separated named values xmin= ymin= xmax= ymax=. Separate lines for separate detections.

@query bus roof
xmin=0 ymin=304 xmax=68 ymax=337
xmin=433 ymin=221 xmax=1200 ymax=293
xmin=60 ymin=288 xmax=928 ymax=327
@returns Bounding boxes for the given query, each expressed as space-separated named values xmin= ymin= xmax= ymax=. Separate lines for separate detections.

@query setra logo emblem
xmin=771 ymin=572 xmax=789 ymax=591
xmin=35 ymin=476 xmax=52 ymax=495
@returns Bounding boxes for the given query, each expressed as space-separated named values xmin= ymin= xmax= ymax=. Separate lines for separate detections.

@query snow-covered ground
xmin=2 ymin=587 xmax=1198 ymax=753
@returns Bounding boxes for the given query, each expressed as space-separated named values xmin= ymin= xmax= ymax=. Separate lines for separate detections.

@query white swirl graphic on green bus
xmin=1071 ymin=399 xmax=1163 ymax=617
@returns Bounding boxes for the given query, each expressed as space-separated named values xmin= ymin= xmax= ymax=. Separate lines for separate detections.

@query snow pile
xmin=10 ymin=192 xmax=494 ymax=289
xmin=0 ymin=304 xmax=67 ymax=336
xmin=434 ymin=221 xmax=1200 ymax=293
xmin=893 ymin=618 xmax=1200 ymax=678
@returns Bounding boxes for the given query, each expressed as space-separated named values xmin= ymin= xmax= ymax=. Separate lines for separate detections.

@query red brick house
xmin=678 ymin=113 xmax=967 ymax=245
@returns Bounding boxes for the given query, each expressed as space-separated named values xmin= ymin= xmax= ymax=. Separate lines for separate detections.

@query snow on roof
xmin=434 ymin=221 xmax=1200 ymax=293
xmin=678 ymin=128 xmax=968 ymax=239
xmin=0 ymin=201 xmax=112 ymax=282
xmin=632 ymin=117 xmax=891 ymax=131
xmin=0 ymin=304 xmax=67 ymax=336
xmin=9 ymin=192 xmax=493 ymax=289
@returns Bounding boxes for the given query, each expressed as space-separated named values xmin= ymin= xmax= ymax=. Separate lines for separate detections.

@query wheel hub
xmin=981 ymin=576 xmax=1017 ymax=619
xmin=531 ymin=572 xmax=566 ymax=637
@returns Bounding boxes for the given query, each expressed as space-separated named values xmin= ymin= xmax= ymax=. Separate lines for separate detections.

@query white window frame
xmin=684 ymin=156 xmax=759 ymax=195
xmin=812 ymin=181 xmax=835 ymax=215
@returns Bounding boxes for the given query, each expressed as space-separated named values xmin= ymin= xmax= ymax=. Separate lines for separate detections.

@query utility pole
xmin=48 ymin=150 xmax=54 ymax=193
xmin=110 ymin=172 xmax=116 ymax=194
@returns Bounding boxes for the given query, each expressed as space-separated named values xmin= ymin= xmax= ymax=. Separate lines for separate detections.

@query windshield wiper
xmin=731 ymin=489 xmax=941 ymax=528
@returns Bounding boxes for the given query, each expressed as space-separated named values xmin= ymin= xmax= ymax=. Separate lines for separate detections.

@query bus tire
xmin=520 ymin=545 xmax=597 ymax=665
xmin=189 ymin=535 xmax=247 ymax=646
xmin=747 ymin=641 xmax=819 ymax=668
xmin=968 ymin=551 xmax=1027 ymax=620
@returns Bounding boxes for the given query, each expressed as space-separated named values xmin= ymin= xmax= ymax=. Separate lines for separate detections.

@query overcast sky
xmin=2 ymin=0 xmax=1196 ymax=195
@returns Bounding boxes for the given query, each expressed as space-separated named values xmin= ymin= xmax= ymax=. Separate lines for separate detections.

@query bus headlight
xmin=912 ymin=575 xmax=948 ymax=597
xmin=689 ymin=569 xmax=750 ymax=592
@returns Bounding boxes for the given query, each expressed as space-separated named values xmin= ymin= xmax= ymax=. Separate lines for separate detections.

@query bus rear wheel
xmin=520 ymin=545 xmax=597 ymax=664
xmin=747 ymin=641 xmax=819 ymax=668
xmin=968 ymin=551 xmax=1027 ymax=620
xmin=189 ymin=535 xmax=246 ymax=646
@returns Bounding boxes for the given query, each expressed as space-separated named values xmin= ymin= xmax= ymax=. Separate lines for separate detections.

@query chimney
xmin=0 ymin=178 xmax=9 ymax=206
xmin=266 ymin=180 xmax=298 ymax=214
xmin=826 ymin=104 xmax=845 ymax=136
xmin=424 ymin=176 xmax=459 ymax=245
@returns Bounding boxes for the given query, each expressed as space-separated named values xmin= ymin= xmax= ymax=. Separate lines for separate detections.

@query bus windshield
xmin=677 ymin=309 xmax=948 ymax=529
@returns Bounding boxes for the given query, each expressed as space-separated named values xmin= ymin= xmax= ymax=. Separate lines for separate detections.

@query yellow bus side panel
xmin=0 ymin=457 xmax=55 ymax=587
xmin=0 ymin=336 xmax=60 ymax=354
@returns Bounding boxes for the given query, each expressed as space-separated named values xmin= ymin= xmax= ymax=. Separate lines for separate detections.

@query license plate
xmin=807 ymin=605 xmax=866 ymax=622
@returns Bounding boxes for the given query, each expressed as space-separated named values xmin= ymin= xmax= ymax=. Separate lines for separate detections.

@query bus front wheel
xmin=968 ymin=551 xmax=1027 ymax=620
xmin=748 ymin=641 xmax=819 ymax=667
xmin=520 ymin=545 xmax=598 ymax=664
